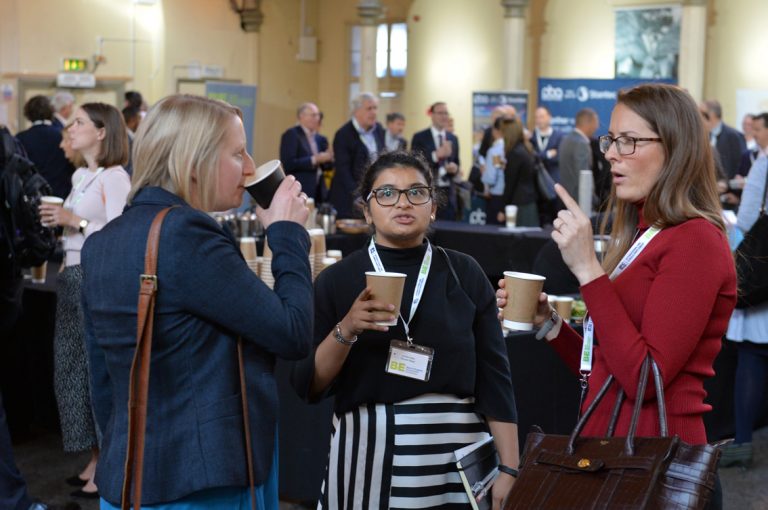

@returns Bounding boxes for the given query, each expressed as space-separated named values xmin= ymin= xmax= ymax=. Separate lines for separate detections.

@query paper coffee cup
xmin=40 ymin=196 xmax=64 ymax=206
xmin=31 ymin=262 xmax=47 ymax=284
xmin=365 ymin=271 xmax=406 ymax=326
xmin=327 ymin=249 xmax=343 ymax=262
xmin=503 ymin=271 xmax=546 ymax=330
xmin=240 ymin=237 xmax=257 ymax=261
xmin=245 ymin=159 xmax=286 ymax=209
xmin=505 ymin=205 xmax=518 ymax=228
xmin=308 ymin=228 xmax=326 ymax=255
xmin=554 ymin=296 xmax=574 ymax=323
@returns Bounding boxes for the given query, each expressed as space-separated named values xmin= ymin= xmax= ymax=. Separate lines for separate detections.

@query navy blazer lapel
xmin=295 ymin=126 xmax=313 ymax=156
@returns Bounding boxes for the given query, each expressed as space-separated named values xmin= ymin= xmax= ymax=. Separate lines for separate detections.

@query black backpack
xmin=0 ymin=126 xmax=56 ymax=269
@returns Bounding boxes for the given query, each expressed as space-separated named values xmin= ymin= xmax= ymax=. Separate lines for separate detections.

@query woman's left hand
xmin=39 ymin=203 xmax=76 ymax=228
xmin=551 ymin=183 xmax=604 ymax=285
xmin=490 ymin=471 xmax=515 ymax=510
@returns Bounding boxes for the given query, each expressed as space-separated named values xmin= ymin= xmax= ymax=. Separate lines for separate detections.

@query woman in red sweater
xmin=498 ymin=84 xmax=736 ymax=506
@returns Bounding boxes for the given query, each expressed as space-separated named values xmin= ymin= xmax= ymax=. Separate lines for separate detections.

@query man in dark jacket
xmin=329 ymin=93 xmax=385 ymax=218
xmin=279 ymin=102 xmax=333 ymax=201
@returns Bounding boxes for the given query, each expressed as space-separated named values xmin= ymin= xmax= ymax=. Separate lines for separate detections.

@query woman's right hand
xmin=256 ymin=175 xmax=309 ymax=228
xmin=495 ymin=278 xmax=552 ymax=329
xmin=338 ymin=288 xmax=396 ymax=338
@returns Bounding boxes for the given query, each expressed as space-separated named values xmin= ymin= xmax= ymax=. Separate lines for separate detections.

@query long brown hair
xmin=499 ymin=117 xmax=534 ymax=155
xmin=600 ymin=84 xmax=724 ymax=274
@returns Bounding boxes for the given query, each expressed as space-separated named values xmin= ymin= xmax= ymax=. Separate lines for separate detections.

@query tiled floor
xmin=13 ymin=427 xmax=768 ymax=509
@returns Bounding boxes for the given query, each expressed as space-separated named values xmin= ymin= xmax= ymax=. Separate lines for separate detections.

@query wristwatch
xmin=78 ymin=218 xmax=89 ymax=235
xmin=535 ymin=309 xmax=560 ymax=340
xmin=334 ymin=323 xmax=358 ymax=346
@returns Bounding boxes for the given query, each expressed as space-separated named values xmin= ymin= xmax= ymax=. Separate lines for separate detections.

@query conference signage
xmin=472 ymin=90 xmax=529 ymax=133
xmin=205 ymin=81 xmax=257 ymax=154
xmin=537 ymin=78 xmax=673 ymax=136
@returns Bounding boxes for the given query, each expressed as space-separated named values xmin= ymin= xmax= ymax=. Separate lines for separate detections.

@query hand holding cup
xmin=496 ymin=277 xmax=552 ymax=329
xmin=340 ymin=287 xmax=397 ymax=337
xmin=38 ymin=196 xmax=71 ymax=228
xmin=256 ymin=174 xmax=309 ymax=229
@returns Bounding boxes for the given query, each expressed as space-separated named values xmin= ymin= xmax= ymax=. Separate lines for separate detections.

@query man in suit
xmin=15 ymin=96 xmax=74 ymax=198
xmin=700 ymin=99 xmax=747 ymax=179
xmin=411 ymin=102 xmax=461 ymax=220
xmin=384 ymin=112 xmax=407 ymax=152
xmin=737 ymin=112 xmax=768 ymax=177
xmin=330 ymin=93 xmax=385 ymax=218
xmin=50 ymin=91 xmax=75 ymax=131
xmin=558 ymin=108 xmax=598 ymax=202
xmin=280 ymin=102 xmax=333 ymax=201
xmin=530 ymin=106 xmax=564 ymax=182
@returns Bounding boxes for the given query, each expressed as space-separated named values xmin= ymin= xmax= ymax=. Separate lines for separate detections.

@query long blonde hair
xmin=600 ymin=84 xmax=724 ymax=274
xmin=128 ymin=94 xmax=242 ymax=211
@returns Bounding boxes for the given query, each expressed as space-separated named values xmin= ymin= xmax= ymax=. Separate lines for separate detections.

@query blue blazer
xmin=715 ymin=123 xmax=747 ymax=179
xmin=410 ymin=128 xmax=460 ymax=182
xmin=529 ymin=129 xmax=564 ymax=183
xmin=81 ymin=187 xmax=313 ymax=505
xmin=279 ymin=125 xmax=330 ymax=200
xmin=16 ymin=124 xmax=74 ymax=199
xmin=329 ymin=120 xmax=385 ymax=218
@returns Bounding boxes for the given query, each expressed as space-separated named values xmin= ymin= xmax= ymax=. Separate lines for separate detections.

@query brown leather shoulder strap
xmin=238 ymin=338 xmax=257 ymax=510
xmin=121 ymin=206 xmax=176 ymax=510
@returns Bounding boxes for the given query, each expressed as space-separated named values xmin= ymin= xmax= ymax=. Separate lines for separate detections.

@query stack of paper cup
xmin=308 ymin=228 xmax=326 ymax=280
xmin=305 ymin=198 xmax=317 ymax=230
xmin=260 ymin=237 xmax=274 ymax=289
xmin=321 ymin=257 xmax=337 ymax=272
xmin=327 ymin=249 xmax=343 ymax=263
xmin=240 ymin=237 xmax=259 ymax=275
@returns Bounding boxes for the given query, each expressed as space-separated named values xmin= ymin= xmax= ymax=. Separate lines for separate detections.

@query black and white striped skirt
xmin=318 ymin=393 xmax=490 ymax=510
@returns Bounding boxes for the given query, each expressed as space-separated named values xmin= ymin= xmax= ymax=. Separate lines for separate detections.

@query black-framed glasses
xmin=598 ymin=135 xmax=662 ymax=156
xmin=366 ymin=186 xmax=433 ymax=207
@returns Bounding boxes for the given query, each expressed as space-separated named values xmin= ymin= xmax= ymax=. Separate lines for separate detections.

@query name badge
xmin=386 ymin=339 xmax=434 ymax=381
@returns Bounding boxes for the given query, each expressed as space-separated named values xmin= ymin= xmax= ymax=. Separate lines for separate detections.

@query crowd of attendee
xmin=0 ymin=82 xmax=767 ymax=510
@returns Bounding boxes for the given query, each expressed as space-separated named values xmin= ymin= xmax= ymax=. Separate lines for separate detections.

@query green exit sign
xmin=62 ymin=58 xmax=88 ymax=72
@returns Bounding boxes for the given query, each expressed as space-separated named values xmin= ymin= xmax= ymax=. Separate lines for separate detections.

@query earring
xmin=430 ymin=214 xmax=435 ymax=221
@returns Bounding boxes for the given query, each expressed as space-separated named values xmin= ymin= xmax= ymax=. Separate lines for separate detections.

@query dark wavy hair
xmin=356 ymin=150 xmax=445 ymax=214
xmin=23 ymin=95 xmax=54 ymax=122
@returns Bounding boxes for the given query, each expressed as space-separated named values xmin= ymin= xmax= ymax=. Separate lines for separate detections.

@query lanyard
xmin=368 ymin=238 xmax=433 ymax=344
xmin=579 ymin=226 xmax=662 ymax=374
xmin=66 ymin=167 xmax=104 ymax=208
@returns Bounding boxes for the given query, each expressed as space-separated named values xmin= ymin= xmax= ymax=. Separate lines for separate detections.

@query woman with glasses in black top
xmin=293 ymin=151 xmax=519 ymax=510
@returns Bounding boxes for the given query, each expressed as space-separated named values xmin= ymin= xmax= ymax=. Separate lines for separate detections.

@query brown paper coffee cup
xmin=554 ymin=296 xmax=574 ymax=323
xmin=365 ymin=271 xmax=406 ymax=326
xmin=240 ymin=237 xmax=257 ymax=261
xmin=31 ymin=262 xmax=47 ymax=284
xmin=503 ymin=271 xmax=546 ymax=330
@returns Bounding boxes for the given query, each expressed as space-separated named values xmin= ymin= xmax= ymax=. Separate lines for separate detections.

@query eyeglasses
xmin=598 ymin=135 xmax=662 ymax=156
xmin=366 ymin=186 xmax=433 ymax=207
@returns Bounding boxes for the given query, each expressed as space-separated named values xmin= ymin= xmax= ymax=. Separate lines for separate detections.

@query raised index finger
xmin=554 ymin=183 xmax=586 ymax=218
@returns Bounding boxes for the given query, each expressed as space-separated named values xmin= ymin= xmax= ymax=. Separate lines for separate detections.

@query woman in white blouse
xmin=39 ymin=102 xmax=131 ymax=499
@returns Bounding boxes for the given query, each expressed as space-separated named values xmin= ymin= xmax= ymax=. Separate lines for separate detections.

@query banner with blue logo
xmin=472 ymin=90 xmax=529 ymax=133
xmin=537 ymin=78 xmax=673 ymax=136
xmin=205 ymin=81 xmax=258 ymax=153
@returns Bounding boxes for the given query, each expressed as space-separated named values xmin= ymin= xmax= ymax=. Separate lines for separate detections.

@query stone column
xmin=678 ymin=0 xmax=707 ymax=102
xmin=358 ymin=0 xmax=383 ymax=95
xmin=501 ymin=0 xmax=530 ymax=91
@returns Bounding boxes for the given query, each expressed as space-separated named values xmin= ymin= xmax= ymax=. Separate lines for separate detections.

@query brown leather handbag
xmin=120 ymin=207 xmax=257 ymax=510
xmin=504 ymin=355 xmax=721 ymax=510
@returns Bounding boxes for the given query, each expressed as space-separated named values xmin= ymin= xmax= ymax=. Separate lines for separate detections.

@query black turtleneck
xmin=292 ymin=241 xmax=518 ymax=423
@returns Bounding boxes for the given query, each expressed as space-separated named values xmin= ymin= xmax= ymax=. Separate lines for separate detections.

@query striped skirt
xmin=318 ymin=394 xmax=490 ymax=510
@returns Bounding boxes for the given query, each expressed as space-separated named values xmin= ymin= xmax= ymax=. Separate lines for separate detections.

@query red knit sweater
xmin=551 ymin=215 xmax=736 ymax=445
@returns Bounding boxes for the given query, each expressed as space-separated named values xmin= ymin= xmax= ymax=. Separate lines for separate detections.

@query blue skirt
xmin=100 ymin=438 xmax=279 ymax=510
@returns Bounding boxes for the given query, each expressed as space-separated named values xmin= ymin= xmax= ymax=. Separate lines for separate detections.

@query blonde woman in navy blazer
xmin=81 ymin=94 xmax=314 ymax=509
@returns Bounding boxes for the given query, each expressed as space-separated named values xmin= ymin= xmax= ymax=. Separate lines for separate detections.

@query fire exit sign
xmin=61 ymin=58 xmax=88 ymax=72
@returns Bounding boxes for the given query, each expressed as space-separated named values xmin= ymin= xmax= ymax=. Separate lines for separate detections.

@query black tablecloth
xmin=3 ymin=226 xmax=750 ymax=502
